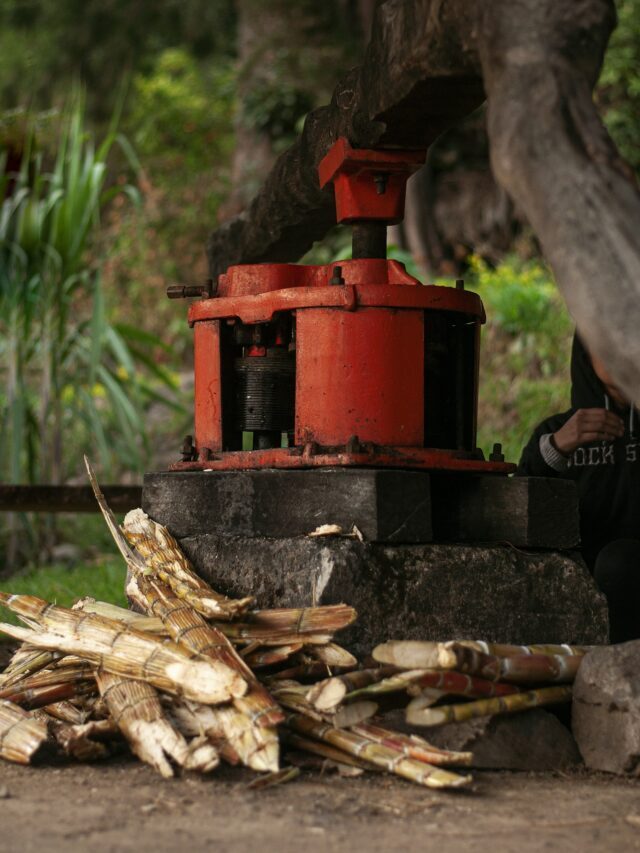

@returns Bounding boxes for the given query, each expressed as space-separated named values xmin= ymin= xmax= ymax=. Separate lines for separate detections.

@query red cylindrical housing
xmin=295 ymin=307 xmax=424 ymax=447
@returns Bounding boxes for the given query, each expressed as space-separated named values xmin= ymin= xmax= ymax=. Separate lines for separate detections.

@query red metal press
xmin=168 ymin=138 xmax=512 ymax=475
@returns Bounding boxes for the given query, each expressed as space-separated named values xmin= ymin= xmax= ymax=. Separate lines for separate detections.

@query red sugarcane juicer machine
xmin=143 ymin=138 xmax=593 ymax=650
xmin=166 ymin=139 xmax=512 ymax=477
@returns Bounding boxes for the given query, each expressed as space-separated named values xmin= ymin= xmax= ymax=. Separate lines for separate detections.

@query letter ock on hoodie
xmin=517 ymin=335 xmax=640 ymax=568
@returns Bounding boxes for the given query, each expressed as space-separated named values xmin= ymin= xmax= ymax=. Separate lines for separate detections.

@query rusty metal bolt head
xmin=489 ymin=442 xmax=505 ymax=462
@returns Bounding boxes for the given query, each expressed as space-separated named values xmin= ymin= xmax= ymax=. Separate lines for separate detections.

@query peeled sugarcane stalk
xmin=77 ymin=599 xmax=165 ymax=635
xmin=306 ymin=666 xmax=399 ymax=712
xmin=458 ymin=641 xmax=591 ymax=658
xmin=406 ymin=688 xmax=445 ymax=709
xmin=164 ymin=697 xmax=241 ymax=766
xmin=83 ymin=457 xmax=150 ymax=577
xmin=0 ymin=647 xmax=63 ymax=689
xmin=348 ymin=669 xmax=521 ymax=703
xmin=350 ymin=723 xmax=473 ymax=767
xmin=84 ymin=457 xmax=253 ymax=622
xmin=230 ymin=633 xmax=333 ymax=647
xmin=0 ymin=699 xmax=50 ymax=764
xmin=243 ymin=644 xmax=303 ymax=668
xmin=202 ymin=703 xmax=279 ymax=773
xmin=42 ymin=700 xmax=89 ymax=725
xmin=122 ymin=507 xmax=253 ymax=620
xmin=97 ymin=670 xmax=219 ymax=777
xmin=330 ymin=701 xmax=378 ymax=728
xmin=0 ymin=661 xmax=94 ymax=698
xmin=406 ymin=685 xmax=573 ymax=727
xmin=305 ymin=643 xmax=358 ymax=669
xmin=271 ymin=680 xmax=377 ymax=728
xmin=136 ymin=569 xmax=282 ymax=727
xmin=135 ymin=574 xmax=281 ymax=773
xmin=285 ymin=714 xmax=471 ymax=790
xmin=284 ymin=731 xmax=378 ymax=772
xmin=51 ymin=717 xmax=116 ymax=762
xmin=3 ymin=680 xmax=96 ymax=711
xmin=373 ymin=641 xmax=582 ymax=684
xmin=406 ymin=670 xmax=520 ymax=698
xmin=494 ymin=653 xmax=582 ymax=684
xmin=219 ymin=604 xmax=356 ymax=641
xmin=0 ymin=592 xmax=246 ymax=705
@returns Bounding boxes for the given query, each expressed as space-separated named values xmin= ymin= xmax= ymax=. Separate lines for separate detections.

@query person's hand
xmin=553 ymin=408 xmax=625 ymax=455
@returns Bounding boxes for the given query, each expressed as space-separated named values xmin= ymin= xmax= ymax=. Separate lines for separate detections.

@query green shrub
xmin=0 ymin=97 xmax=179 ymax=565
xmin=598 ymin=0 xmax=640 ymax=172
xmin=129 ymin=48 xmax=235 ymax=175
xmin=460 ymin=256 xmax=573 ymax=464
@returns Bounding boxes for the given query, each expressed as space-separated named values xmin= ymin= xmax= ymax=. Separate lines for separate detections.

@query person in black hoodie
xmin=517 ymin=334 xmax=640 ymax=642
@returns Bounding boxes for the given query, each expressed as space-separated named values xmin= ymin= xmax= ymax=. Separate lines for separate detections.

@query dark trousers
xmin=593 ymin=538 xmax=640 ymax=643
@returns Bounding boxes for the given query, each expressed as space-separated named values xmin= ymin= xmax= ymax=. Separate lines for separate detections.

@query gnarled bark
xmin=208 ymin=0 xmax=640 ymax=404
xmin=479 ymin=0 xmax=640 ymax=404
xmin=207 ymin=0 xmax=484 ymax=277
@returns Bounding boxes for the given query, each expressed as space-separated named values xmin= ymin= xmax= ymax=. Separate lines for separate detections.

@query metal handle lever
xmin=166 ymin=280 xmax=214 ymax=299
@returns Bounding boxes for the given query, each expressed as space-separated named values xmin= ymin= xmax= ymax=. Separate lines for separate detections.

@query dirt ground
xmin=1 ymin=759 xmax=639 ymax=853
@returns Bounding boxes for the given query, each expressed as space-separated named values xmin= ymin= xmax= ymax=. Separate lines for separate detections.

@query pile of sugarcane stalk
xmin=0 ymin=460 xmax=590 ymax=791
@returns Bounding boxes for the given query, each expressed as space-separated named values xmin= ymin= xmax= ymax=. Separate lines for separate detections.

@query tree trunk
xmin=479 ymin=0 xmax=640 ymax=403
xmin=208 ymin=0 xmax=640 ymax=403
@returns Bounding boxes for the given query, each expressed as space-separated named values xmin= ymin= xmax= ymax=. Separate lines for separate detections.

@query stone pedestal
xmin=142 ymin=468 xmax=606 ymax=655
xmin=172 ymin=535 xmax=607 ymax=657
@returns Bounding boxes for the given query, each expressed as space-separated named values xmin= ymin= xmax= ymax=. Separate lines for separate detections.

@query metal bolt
xmin=329 ymin=266 xmax=345 ymax=286
xmin=302 ymin=441 xmax=319 ymax=458
xmin=374 ymin=173 xmax=388 ymax=195
xmin=489 ymin=442 xmax=505 ymax=462
xmin=167 ymin=282 xmax=214 ymax=299
xmin=346 ymin=435 xmax=361 ymax=454
xmin=181 ymin=435 xmax=195 ymax=462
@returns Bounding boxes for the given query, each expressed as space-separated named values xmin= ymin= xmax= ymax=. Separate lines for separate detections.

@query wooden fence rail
xmin=0 ymin=485 xmax=142 ymax=514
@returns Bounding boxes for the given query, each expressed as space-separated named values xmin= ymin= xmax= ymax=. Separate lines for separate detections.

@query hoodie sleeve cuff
xmin=539 ymin=433 xmax=569 ymax=472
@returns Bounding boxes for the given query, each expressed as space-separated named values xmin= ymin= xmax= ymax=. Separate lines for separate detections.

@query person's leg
xmin=593 ymin=539 xmax=640 ymax=643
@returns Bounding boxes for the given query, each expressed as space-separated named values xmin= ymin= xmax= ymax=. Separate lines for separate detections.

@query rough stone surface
xmin=409 ymin=710 xmax=581 ymax=771
xmin=176 ymin=535 xmax=608 ymax=657
xmin=430 ymin=475 xmax=579 ymax=549
xmin=143 ymin=469 xmax=432 ymax=543
xmin=144 ymin=470 xmax=579 ymax=549
xmin=572 ymin=641 xmax=640 ymax=776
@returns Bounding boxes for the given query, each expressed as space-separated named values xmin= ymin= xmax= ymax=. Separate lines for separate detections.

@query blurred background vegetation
xmin=0 ymin=0 xmax=638 ymax=577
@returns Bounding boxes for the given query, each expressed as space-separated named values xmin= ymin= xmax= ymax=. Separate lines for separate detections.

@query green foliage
xmin=238 ymin=1 xmax=359 ymax=153
xmin=458 ymin=256 xmax=573 ymax=464
xmin=1 ymin=558 xmax=127 ymax=624
xmin=130 ymin=49 xmax=235 ymax=173
xmin=243 ymin=73 xmax=314 ymax=145
xmin=465 ymin=255 xmax=571 ymax=341
xmin=598 ymin=0 xmax=640 ymax=170
xmin=0 ymin=0 xmax=237 ymax=118
xmin=0 ymin=97 xmax=182 ymax=570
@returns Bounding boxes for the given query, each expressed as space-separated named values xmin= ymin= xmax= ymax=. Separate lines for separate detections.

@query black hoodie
xmin=517 ymin=335 xmax=640 ymax=567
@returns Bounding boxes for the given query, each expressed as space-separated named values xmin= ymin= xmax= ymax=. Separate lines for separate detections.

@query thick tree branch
xmin=207 ymin=0 xmax=484 ymax=278
xmin=208 ymin=0 xmax=640 ymax=403
xmin=478 ymin=0 xmax=640 ymax=404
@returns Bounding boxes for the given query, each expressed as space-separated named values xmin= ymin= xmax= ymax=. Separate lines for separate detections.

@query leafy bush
xmin=460 ymin=256 xmax=573 ymax=464
xmin=129 ymin=48 xmax=235 ymax=175
xmin=598 ymin=0 xmax=640 ymax=171
xmin=0 ymin=98 xmax=179 ymax=564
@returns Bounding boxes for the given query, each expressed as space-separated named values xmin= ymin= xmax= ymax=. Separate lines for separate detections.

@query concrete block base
xmin=177 ymin=535 xmax=608 ymax=657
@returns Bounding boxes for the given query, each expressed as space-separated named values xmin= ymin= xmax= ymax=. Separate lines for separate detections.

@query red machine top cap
xmin=318 ymin=137 xmax=426 ymax=224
